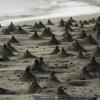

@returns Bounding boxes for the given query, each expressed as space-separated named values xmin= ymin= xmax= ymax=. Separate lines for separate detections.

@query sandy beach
xmin=0 ymin=11 xmax=100 ymax=100
xmin=0 ymin=0 xmax=100 ymax=100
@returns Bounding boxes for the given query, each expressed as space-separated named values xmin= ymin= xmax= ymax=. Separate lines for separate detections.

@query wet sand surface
xmin=0 ymin=14 xmax=100 ymax=100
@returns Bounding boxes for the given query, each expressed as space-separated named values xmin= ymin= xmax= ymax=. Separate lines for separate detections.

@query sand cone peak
xmin=7 ymin=42 xmax=17 ymax=52
xmin=49 ymin=72 xmax=59 ymax=82
xmin=30 ymin=31 xmax=41 ymax=40
xmin=28 ymin=80 xmax=41 ymax=93
xmin=79 ymin=30 xmax=87 ymax=39
xmin=87 ymin=35 xmax=98 ymax=45
xmin=15 ymin=26 xmax=28 ymax=34
xmin=23 ymin=50 xmax=36 ymax=58
xmin=59 ymin=18 xmax=65 ymax=27
xmin=21 ymin=66 xmax=36 ymax=82
xmin=77 ymin=51 xmax=84 ymax=58
xmin=8 ymin=35 xmax=19 ymax=43
xmin=41 ymin=27 xmax=54 ymax=37
xmin=0 ymin=44 xmax=14 ymax=57
xmin=69 ymin=17 xmax=76 ymax=22
xmin=0 ymin=53 xmax=10 ymax=61
xmin=63 ymin=31 xmax=73 ymax=42
xmin=59 ymin=48 xmax=70 ymax=57
xmin=48 ymin=35 xmax=59 ymax=45
xmin=39 ymin=21 xmax=45 ymax=28
xmin=2 ymin=28 xmax=10 ymax=35
xmin=31 ymin=59 xmax=44 ymax=72
xmin=56 ymin=87 xmax=70 ymax=100
xmin=72 ymin=40 xmax=86 ymax=52
xmin=8 ymin=22 xmax=16 ymax=32
xmin=47 ymin=19 xmax=54 ymax=25
xmin=51 ymin=45 xmax=60 ymax=54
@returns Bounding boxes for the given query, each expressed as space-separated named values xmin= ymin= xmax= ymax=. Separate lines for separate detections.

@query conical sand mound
xmin=15 ymin=26 xmax=29 ymax=34
xmin=56 ymin=87 xmax=71 ymax=100
xmin=47 ymin=19 xmax=54 ymax=25
xmin=6 ymin=42 xmax=17 ymax=52
xmin=8 ymin=35 xmax=19 ymax=44
xmin=86 ymin=35 xmax=98 ymax=45
xmin=49 ymin=72 xmax=60 ymax=83
xmin=38 ymin=21 xmax=45 ymax=28
xmin=48 ymin=35 xmax=60 ymax=45
xmin=0 ymin=53 xmax=10 ymax=62
xmin=79 ymin=30 xmax=87 ymax=39
xmin=62 ymin=31 xmax=73 ymax=42
xmin=96 ymin=28 xmax=100 ymax=40
xmin=50 ymin=45 xmax=60 ymax=55
xmin=21 ymin=66 xmax=36 ymax=82
xmin=30 ymin=31 xmax=41 ymax=40
xmin=59 ymin=48 xmax=72 ymax=57
xmin=31 ymin=59 xmax=44 ymax=72
xmin=64 ymin=22 xmax=73 ymax=32
xmin=77 ymin=51 xmax=84 ymax=59
xmin=82 ymin=57 xmax=100 ymax=78
xmin=22 ymin=50 xmax=37 ymax=59
xmin=93 ymin=46 xmax=100 ymax=57
xmin=59 ymin=19 xmax=65 ymax=27
xmin=8 ymin=22 xmax=16 ymax=32
xmin=70 ymin=40 xmax=86 ymax=52
xmin=41 ymin=27 xmax=54 ymax=37
xmin=2 ymin=28 xmax=10 ymax=35
xmin=28 ymin=80 xmax=41 ymax=93
xmin=0 ymin=44 xmax=14 ymax=57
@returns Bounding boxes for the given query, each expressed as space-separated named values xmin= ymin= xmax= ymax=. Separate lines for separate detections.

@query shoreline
xmin=16 ymin=13 xmax=100 ymax=26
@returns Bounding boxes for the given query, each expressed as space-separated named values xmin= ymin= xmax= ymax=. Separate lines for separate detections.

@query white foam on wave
xmin=0 ymin=0 xmax=100 ymax=26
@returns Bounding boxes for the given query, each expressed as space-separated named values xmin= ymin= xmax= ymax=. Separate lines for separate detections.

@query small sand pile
xmin=7 ymin=42 xmax=17 ymax=52
xmin=15 ymin=26 xmax=29 ymax=34
xmin=49 ymin=72 xmax=60 ymax=83
xmin=21 ymin=66 xmax=36 ymax=82
xmin=83 ymin=57 xmax=100 ymax=78
xmin=38 ymin=21 xmax=45 ymax=28
xmin=2 ymin=28 xmax=10 ymax=35
xmin=50 ymin=45 xmax=60 ymax=54
xmin=22 ymin=50 xmax=37 ymax=59
xmin=48 ymin=35 xmax=60 ymax=45
xmin=93 ymin=46 xmax=100 ymax=57
xmin=77 ymin=51 xmax=84 ymax=59
xmin=0 ymin=44 xmax=14 ymax=57
xmin=79 ymin=30 xmax=87 ymax=39
xmin=64 ymin=22 xmax=73 ymax=32
xmin=30 ymin=31 xmax=41 ymax=40
xmin=41 ymin=27 xmax=54 ymax=37
xmin=56 ymin=87 xmax=71 ymax=100
xmin=28 ymin=80 xmax=41 ymax=93
xmin=69 ymin=40 xmax=86 ymax=52
xmin=47 ymin=19 xmax=54 ymax=25
xmin=0 ymin=53 xmax=10 ymax=62
xmin=62 ymin=31 xmax=73 ymax=42
xmin=96 ymin=27 xmax=100 ymax=40
xmin=8 ymin=35 xmax=19 ymax=43
xmin=8 ymin=22 xmax=16 ymax=32
xmin=59 ymin=18 xmax=65 ymax=27
xmin=86 ymin=35 xmax=98 ymax=45
xmin=31 ymin=59 xmax=44 ymax=72
xmin=59 ymin=48 xmax=72 ymax=57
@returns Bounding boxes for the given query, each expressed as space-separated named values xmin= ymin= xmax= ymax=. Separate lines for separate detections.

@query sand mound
xmin=21 ymin=66 xmax=36 ymax=82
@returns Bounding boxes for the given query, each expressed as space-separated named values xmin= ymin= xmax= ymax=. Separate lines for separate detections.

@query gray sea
xmin=0 ymin=0 xmax=100 ymax=25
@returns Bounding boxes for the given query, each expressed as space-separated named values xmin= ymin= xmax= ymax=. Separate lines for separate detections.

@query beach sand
xmin=0 ymin=12 xmax=100 ymax=100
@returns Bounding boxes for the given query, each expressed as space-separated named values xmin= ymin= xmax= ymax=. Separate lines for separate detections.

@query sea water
xmin=0 ymin=0 xmax=100 ymax=25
